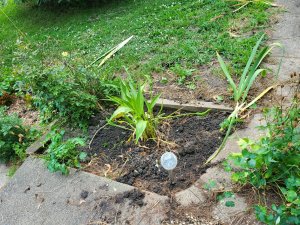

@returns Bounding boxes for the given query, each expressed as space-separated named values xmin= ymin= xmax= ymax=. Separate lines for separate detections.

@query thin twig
xmin=88 ymin=123 xmax=108 ymax=149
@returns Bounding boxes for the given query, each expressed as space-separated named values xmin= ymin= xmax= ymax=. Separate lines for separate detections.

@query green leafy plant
xmin=32 ymin=66 xmax=99 ymax=127
xmin=0 ymin=107 xmax=28 ymax=162
xmin=171 ymin=64 xmax=195 ymax=85
xmin=107 ymin=77 xmax=210 ymax=144
xmin=217 ymin=34 xmax=279 ymax=102
xmin=206 ymin=34 xmax=282 ymax=163
xmin=203 ymin=179 xmax=217 ymax=191
xmin=44 ymin=130 xmax=87 ymax=175
xmin=227 ymin=95 xmax=300 ymax=224
xmin=108 ymin=78 xmax=161 ymax=143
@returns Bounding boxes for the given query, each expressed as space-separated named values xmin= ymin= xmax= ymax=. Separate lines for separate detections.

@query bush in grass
xmin=30 ymin=65 xmax=98 ymax=127
xmin=23 ymin=61 xmax=118 ymax=127
xmin=0 ymin=107 xmax=28 ymax=162
xmin=226 ymin=96 xmax=300 ymax=224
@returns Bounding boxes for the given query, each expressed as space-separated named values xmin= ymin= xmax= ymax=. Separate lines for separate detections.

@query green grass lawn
xmin=0 ymin=0 xmax=274 ymax=82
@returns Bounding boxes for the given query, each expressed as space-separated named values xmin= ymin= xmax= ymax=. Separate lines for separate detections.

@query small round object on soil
xmin=160 ymin=152 xmax=178 ymax=171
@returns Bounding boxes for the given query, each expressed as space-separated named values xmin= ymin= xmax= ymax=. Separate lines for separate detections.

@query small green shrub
xmin=108 ymin=77 xmax=209 ymax=144
xmin=108 ymin=78 xmax=161 ymax=143
xmin=227 ymin=98 xmax=300 ymax=224
xmin=44 ymin=130 xmax=87 ymax=175
xmin=31 ymin=66 xmax=99 ymax=127
xmin=0 ymin=107 xmax=28 ymax=162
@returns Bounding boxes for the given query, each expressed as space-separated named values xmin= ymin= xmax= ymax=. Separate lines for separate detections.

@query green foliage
xmin=228 ymin=99 xmax=300 ymax=224
xmin=217 ymin=191 xmax=236 ymax=207
xmin=0 ymin=107 xmax=31 ymax=162
xmin=108 ymin=78 xmax=161 ymax=143
xmin=0 ymin=0 xmax=273 ymax=83
xmin=31 ymin=65 xmax=98 ymax=126
xmin=217 ymin=34 xmax=280 ymax=102
xmin=44 ymin=130 xmax=87 ymax=175
xmin=170 ymin=64 xmax=195 ymax=85
xmin=207 ymin=35 xmax=281 ymax=163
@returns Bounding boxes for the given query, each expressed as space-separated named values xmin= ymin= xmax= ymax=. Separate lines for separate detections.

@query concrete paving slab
xmin=198 ymin=166 xmax=232 ymax=191
xmin=271 ymin=13 xmax=300 ymax=39
xmin=276 ymin=0 xmax=300 ymax=14
xmin=175 ymin=185 xmax=207 ymax=206
xmin=212 ymin=195 xmax=249 ymax=224
xmin=0 ymin=163 xmax=9 ymax=190
xmin=271 ymin=38 xmax=300 ymax=58
xmin=266 ymin=57 xmax=300 ymax=82
xmin=211 ymin=114 xmax=266 ymax=163
xmin=0 ymin=157 xmax=169 ymax=225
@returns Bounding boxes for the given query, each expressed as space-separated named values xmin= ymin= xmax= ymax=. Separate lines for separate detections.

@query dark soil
xmin=83 ymin=110 xmax=228 ymax=196
xmin=114 ymin=189 xmax=145 ymax=207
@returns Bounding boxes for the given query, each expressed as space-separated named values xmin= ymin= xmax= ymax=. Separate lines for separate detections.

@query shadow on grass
xmin=4 ymin=0 xmax=135 ymax=28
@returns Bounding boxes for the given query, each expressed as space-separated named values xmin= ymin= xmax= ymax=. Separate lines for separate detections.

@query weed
xmin=217 ymin=191 xmax=236 ymax=207
xmin=170 ymin=64 xmax=195 ymax=85
xmin=227 ymin=95 xmax=300 ymax=224
xmin=217 ymin=34 xmax=279 ymax=102
xmin=203 ymin=179 xmax=217 ymax=191
xmin=31 ymin=65 xmax=99 ymax=127
xmin=44 ymin=129 xmax=87 ymax=175
xmin=0 ymin=106 xmax=28 ymax=162
xmin=7 ymin=164 xmax=18 ymax=177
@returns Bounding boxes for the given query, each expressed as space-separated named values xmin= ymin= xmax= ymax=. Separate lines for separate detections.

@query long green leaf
xmin=135 ymin=85 xmax=145 ymax=117
xmin=146 ymin=94 xmax=161 ymax=112
xmin=135 ymin=120 xmax=147 ymax=143
xmin=239 ymin=34 xmax=265 ymax=91
xmin=217 ymin=52 xmax=238 ymax=100
xmin=242 ymin=68 xmax=266 ymax=102
xmin=109 ymin=106 xmax=132 ymax=121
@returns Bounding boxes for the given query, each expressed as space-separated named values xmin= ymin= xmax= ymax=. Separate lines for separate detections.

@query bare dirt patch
xmin=83 ymin=110 xmax=228 ymax=196
xmin=151 ymin=60 xmax=277 ymax=108
xmin=6 ymin=98 xmax=39 ymax=126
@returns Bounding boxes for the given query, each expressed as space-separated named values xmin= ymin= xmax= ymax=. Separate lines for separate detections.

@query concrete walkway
xmin=0 ymin=163 xmax=10 ymax=190
xmin=0 ymin=157 xmax=168 ymax=225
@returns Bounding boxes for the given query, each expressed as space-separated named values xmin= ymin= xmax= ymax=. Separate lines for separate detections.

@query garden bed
xmin=82 ymin=109 xmax=228 ymax=196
